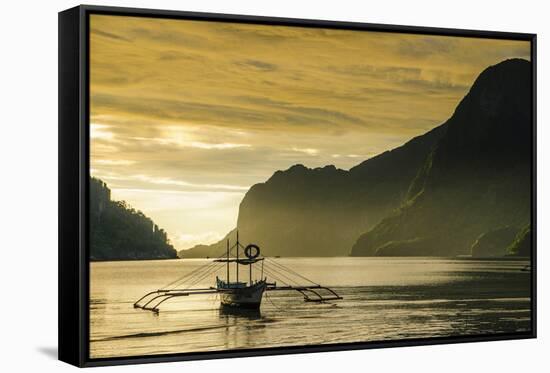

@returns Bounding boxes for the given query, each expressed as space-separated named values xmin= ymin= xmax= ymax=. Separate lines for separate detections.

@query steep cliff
xmin=180 ymin=124 xmax=445 ymax=257
xmin=351 ymin=59 xmax=532 ymax=256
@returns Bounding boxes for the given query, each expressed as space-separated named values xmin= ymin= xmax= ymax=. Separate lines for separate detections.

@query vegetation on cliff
xmin=90 ymin=177 xmax=177 ymax=260
xmin=351 ymin=59 xmax=532 ymax=256
xmin=470 ymin=226 xmax=519 ymax=257
xmin=507 ymin=224 xmax=532 ymax=257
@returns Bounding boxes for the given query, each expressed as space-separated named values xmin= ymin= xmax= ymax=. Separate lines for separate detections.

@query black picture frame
xmin=58 ymin=4 xmax=537 ymax=368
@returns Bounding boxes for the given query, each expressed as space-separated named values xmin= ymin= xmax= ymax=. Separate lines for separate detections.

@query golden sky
xmin=89 ymin=14 xmax=530 ymax=250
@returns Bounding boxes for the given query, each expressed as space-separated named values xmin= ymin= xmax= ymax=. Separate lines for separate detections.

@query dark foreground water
xmin=90 ymin=257 xmax=531 ymax=358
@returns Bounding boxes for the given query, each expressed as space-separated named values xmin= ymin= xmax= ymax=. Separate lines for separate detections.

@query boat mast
xmin=236 ymin=231 xmax=239 ymax=282
xmin=226 ymin=239 xmax=229 ymax=282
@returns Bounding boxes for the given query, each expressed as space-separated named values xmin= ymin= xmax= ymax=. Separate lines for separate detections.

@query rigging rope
xmin=263 ymin=263 xmax=299 ymax=286
xmin=182 ymin=262 xmax=225 ymax=290
xmin=265 ymin=258 xmax=319 ymax=286
xmin=161 ymin=245 xmax=236 ymax=290
xmin=264 ymin=291 xmax=286 ymax=311
xmin=163 ymin=259 xmax=219 ymax=290
xmin=262 ymin=266 xmax=295 ymax=287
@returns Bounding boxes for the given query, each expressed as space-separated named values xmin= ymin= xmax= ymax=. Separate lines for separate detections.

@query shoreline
xmin=90 ymin=255 xmax=531 ymax=263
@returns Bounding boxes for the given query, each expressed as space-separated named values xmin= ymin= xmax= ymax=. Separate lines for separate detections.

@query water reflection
xmin=218 ymin=306 xmax=267 ymax=350
xmin=219 ymin=306 xmax=262 ymax=320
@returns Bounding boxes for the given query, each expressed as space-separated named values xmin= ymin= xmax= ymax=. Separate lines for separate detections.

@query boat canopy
xmin=214 ymin=258 xmax=264 ymax=265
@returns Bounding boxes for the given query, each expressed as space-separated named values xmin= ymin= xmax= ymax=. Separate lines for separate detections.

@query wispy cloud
xmin=132 ymin=174 xmax=249 ymax=191
xmin=90 ymin=123 xmax=114 ymax=140
xmin=93 ymin=159 xmax=136 ymax=166
xmin=129 ymin=135 xmax=251 ymax=150
xmin=291 ymin=147 xmax=319 ymax=156
xmin=331 ymin=153 xmax=367 ymax=159
xmin=175 ymin=231 xmax=225 ymax=248
xmin=236 ymin=59 xmax=278 ymax=72
xmin=188 ymin=142 xmax=251 ymax=150
xmin=93 ymin=172 xmax=249 ymax=192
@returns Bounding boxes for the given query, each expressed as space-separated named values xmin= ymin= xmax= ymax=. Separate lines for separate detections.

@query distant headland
xmin=90 ymin=177 xmax=177 ymax=261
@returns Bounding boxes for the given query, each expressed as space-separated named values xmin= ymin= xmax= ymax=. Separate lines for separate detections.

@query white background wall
xmin=0 ymin=0 xmax=547 ymax=371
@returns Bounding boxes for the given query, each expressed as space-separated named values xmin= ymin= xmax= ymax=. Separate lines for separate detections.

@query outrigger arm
xmin=133 ymin=288 xmax=219 ymax=313
xmin=134 ymin=284 xmax=342 ymax=313
xmin=266 ymin=284 xmax=343 ymax=302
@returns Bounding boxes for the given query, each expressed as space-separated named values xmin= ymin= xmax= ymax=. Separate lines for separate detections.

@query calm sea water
xmin=90 ymin=257 xmax=531 ymax=358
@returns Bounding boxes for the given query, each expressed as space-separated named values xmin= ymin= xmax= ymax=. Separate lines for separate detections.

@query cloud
xmin=128 ymin=135 xmax=251 ymax=150
xmin=90 ymin=29 xmax=131 ymax=42
xmin=90 ymin=123 xmax=115 ymax=140
xmin=397 ymin=36 xmax=456 ymax=58
xmin=175 ymin=231 xmax=225 ymax=248
xmin=236 ymin=59 xmax=278 ymax=72
xmin=187 ymin=142 xmax=251 ymax=150
xmin=331 ymin=153 xmax=366 ymax=159
xmin=91 ymin=171 xmax=250 ymax=193
xmin=292 ymin=147 xmax=319 ymax=156
xmin=130 ymin=175 xmax=249 ymax=192
xmin=236 ymin=95 xmax=365 ymax=127
xmin=93 ymin=159 xmax=136 ymax=166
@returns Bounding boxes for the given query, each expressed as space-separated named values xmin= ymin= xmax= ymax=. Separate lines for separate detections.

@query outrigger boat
xmin=134 ymin=232 xmax=342 ymax=312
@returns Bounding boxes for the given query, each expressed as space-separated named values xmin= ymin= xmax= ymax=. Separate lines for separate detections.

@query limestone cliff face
xmin=351 ymin=59 xmax=532 ymax=256
xmin=180 ymin=124 xmax=445 ymax=258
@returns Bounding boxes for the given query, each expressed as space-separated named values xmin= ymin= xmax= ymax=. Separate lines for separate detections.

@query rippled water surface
xmin=90 ymin=257 xmax=531 ymax=358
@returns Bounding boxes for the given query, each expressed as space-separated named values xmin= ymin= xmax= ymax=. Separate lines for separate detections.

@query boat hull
xmin=219 ymin=281 xmax=266 ymax=309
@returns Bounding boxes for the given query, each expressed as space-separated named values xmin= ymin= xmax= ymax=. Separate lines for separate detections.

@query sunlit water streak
xmin=90 ymin=257 xmax=531 ymax=358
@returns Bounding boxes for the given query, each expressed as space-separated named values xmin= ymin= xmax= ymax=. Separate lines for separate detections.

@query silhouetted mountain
xmin=508 ymin=224 xmax=532 ymax=257
xmin=351 ymin=59 xmax=532 ymax=256
xmin=178 ymin=229 xmax=236 ymax=258
xmin=470 ymin=226 xmax=519 ymax=257
xmin=90 ymin=177 xmax=177 ymax=260
xmin=180 ymin=117 xmax=446 ymax=257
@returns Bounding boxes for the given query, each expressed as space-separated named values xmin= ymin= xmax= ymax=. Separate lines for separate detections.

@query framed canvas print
xmin=58 ymin=5 xmax=537 ymax=367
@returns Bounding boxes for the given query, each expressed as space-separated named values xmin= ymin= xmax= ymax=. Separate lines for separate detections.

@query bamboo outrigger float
xmin=134 ymin=232 xmax=342 ymax=313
